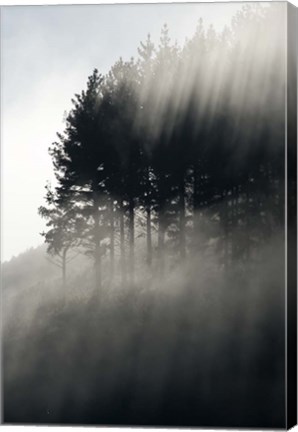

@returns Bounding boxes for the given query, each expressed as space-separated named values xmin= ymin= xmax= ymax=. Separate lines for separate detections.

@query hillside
xmin=2 ymin=235 xmax=285 ymax=428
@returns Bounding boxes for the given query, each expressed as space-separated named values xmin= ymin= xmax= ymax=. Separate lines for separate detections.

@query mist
xmin=3 ymin=222 xmax=285 ymax=427
xmin=2 ymin=2 xmax=287 ymax=429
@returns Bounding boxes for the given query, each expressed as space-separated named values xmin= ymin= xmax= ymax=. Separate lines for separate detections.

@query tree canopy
xmin=40 ymin=4 xmax=285 ymax=291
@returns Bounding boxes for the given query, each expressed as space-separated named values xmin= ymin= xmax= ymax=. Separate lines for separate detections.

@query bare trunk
xmin=146 ymin=206 xmax=152 ymax=266
xmin=109 ymin=199 xmax=115 ymax=280
xmin=223 ymin=189 xmax=229 ymax=270
xmin=119 ymin=198 xmax=126 ymax=284
xmin=246 ymin=185 xmax=251 ymax=261
xmin=193 ymin=164 xmax=200 ymax=247
xmin=129 ymin=196 xmax=135 ymax=283
xmin=146 ymin=165 xmax=152 ymax=267
xmin=231 ymin=185 xmax=239 ymax=261
xmin=93 ymin=195 xmax=102 ymax=294
xmin=62 ymin=249 xmax=67 ymax=288
xmin=158 ymin=208 xmax=165 ymax=276
xmin=179 ymin=174 xmax=186 ymax=259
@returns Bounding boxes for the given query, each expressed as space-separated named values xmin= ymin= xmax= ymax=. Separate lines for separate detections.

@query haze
xmin=0 ymin=2 xmax=242 ymax=262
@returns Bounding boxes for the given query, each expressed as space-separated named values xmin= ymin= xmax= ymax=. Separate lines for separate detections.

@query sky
xmin=1 ymin=1 xmax=245 ymax=262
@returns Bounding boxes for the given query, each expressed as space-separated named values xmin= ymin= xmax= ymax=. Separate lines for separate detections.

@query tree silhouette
xmin=49 ymin=69 xmax=109 ymax=293
xmin=38 ymin=184 xmax=82 ymax=288
xmin=39 ymin=4 xmax=285 ymax=294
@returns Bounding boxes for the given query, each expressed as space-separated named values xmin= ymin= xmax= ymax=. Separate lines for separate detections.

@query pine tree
xmin=49 ymin=69 xmax=110 ymax=294
xmin=38 ymin=184 xmax=82 ymax=289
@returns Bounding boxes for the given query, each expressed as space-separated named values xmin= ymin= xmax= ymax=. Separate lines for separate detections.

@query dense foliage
xmin=39 ymin=5 xmax=285 ymax=292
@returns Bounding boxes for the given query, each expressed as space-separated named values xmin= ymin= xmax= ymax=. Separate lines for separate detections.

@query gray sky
xmin=1 ymin=2 xmax=243 ymax=262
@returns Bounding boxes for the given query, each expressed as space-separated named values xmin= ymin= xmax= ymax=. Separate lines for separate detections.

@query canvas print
xmin=1 ymin=1 xmax=297 ymax=429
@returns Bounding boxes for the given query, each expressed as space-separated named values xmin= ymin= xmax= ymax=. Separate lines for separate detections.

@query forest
xmin=37 ymin=4 xmax=285 ymax=292
xmin=3 ymin=3 xmax=287 ymax=428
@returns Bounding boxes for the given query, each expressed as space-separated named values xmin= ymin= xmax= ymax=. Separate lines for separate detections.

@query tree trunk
xmin=223 ymin=189 xmax=229 ymax=270
xmin=179 ymin=174 xmax=186 ymax=259
xmin=146 ymin=206 xmax=152 ymax=266
xmin=146 ymin=165 xmax=152 ymax=267
xmin=193 ymin=164 xmax=200 ymax=247
xmin=62 ymin=249 xmax=67 ymax=289
xmin=109 ymin=198 xmax=115 ymax=281
xmin=93 ymin=194 xmax=102 ymax=294
xmin=246 ymin=181 xmax=251 ymax=261
xmin=119 ymin=198 xmax=126 ymax=284
xmin=129 ymin=196 xmax=135 ymax=283
xmin=231 ymin=185 xmax=238 ymax=261
xmin=158 ymin=208 xmax=165 ymax=276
